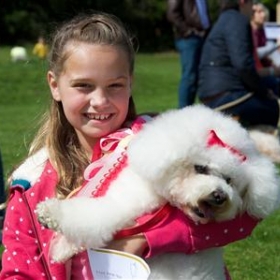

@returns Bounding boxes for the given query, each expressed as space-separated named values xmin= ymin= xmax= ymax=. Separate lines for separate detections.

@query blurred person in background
xmin=251 ymin=2 xmax=280 ymax=96
xmin=32 ymin=36 xmax=48 ymax=59
xmin=251 ymin=2 xmax=280 ymax=67
xmin=198 ymin=0 xmax=280 ymax=129
xmin=167 ymin=0 xmax=211 ymax=108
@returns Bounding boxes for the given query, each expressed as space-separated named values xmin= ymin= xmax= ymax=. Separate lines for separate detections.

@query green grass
xmin=0 ymin=47 xmax=50 ymax=172
xmin=0 ymin=46 xmax=280 ymax=279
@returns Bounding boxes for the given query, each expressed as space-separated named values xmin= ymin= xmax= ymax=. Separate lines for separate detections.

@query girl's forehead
xmin=65 ymin=40 xmax=121 ymax=51
xmin=57 ymin=41 xmax=133 ymax=75
xmin=60 ymin=43 xmax=131 ymax=77
xmin=63 ymin=42 xmax=127 ymax=62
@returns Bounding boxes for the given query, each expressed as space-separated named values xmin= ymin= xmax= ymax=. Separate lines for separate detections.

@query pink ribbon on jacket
xmin=76 ymin=115 xmax=151 ymax=198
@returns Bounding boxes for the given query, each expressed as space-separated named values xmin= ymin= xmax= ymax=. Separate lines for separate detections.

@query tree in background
xmin=0 ymin=0 xmax=278 ymax=51
xmin=0 ymin=0 xmax=172 ymax=51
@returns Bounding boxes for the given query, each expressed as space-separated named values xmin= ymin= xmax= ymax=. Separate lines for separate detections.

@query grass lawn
xmin=0 ymin=46 xmax=279 ymax=279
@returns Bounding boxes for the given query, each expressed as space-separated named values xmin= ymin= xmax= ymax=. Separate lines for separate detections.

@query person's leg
xmin=225 ymin=96 xmax=280 ymax=127
xmin=203 ymin=91 xmax=280 ymax=127
xmin=261 ymin=76 xmax=279 ymax=97
xmin=175 ymin=36 xmax=203 ymax=108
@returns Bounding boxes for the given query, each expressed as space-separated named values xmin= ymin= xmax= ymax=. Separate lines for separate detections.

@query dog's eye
xmin=194 ymin=165 xmax=209 ymax=174
xmin=224 ymin=176 xmax=231 ymax=184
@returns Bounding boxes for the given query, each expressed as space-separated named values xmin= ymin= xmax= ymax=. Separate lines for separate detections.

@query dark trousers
xmin=204 ymin=91 xmax=279 ymax=128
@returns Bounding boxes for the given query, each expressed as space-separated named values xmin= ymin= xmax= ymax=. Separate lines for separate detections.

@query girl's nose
xmin=89 ymin=88 xmax=109 ymax=107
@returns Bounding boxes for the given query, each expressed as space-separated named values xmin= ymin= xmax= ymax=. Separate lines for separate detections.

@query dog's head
xmin=127 ymin=105 xmax=280 ymax=224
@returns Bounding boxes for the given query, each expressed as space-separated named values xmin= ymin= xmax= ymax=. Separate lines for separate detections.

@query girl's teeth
xmin=88 ymin=114 xmax=110 ymax=120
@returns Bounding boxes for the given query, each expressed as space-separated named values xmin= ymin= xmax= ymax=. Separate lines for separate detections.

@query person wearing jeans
xmin=167 ymin=0 xmax=210 ymax=108
xmin=198 ymin=0 xmax=280 ymax=128
xmin=175 ymin=35 xmax=204 ymax=107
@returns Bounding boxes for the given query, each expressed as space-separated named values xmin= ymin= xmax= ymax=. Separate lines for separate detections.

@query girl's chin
xmin=86 ymin=126 xmax=118 ymax=138
xmin=79 ymin=119 xmax=125 ymax=137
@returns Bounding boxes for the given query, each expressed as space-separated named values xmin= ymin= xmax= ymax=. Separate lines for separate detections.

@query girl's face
xmin=48 ymin=43 xmax=132 ymax=153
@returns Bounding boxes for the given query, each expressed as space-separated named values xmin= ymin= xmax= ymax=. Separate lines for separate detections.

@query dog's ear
xmin=242 ymin=156 xmax=280 ymax=219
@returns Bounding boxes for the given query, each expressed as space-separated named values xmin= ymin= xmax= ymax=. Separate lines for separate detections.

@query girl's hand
xmin=105 ymin=234 xmax=147 ymax=256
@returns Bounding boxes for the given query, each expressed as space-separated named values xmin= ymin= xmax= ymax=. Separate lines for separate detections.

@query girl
xmin=0 ymin=12 xmax=259 ymax=279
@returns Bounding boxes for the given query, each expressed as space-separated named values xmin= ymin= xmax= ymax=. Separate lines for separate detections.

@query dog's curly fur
xmin=36 ymin=105 xmax=280 ymax=280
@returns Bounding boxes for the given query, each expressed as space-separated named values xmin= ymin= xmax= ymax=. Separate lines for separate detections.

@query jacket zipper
xmin=22 ymin=192 xmax=53 ymax=280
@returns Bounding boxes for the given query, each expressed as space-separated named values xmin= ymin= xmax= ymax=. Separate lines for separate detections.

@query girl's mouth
xmin=84 ymin=113 xmax=112 ymax=120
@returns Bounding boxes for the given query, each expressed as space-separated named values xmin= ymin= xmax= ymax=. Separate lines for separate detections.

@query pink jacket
xmin=0 ymin=159 xmax=259 ymax=279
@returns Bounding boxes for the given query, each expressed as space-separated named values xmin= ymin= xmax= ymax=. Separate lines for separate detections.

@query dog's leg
xmin=36 ymin=167 xmax=162 ymax=261
xmin=50 ymin=234 xmax=82 ymax=263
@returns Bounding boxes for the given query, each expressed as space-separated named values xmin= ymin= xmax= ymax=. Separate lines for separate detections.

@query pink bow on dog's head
xmin=207 ymin=130 xmax=247 ymax=162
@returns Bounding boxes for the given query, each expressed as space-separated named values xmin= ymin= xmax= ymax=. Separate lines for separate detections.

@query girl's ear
xmin=47 ymin=71 xmax=61 ymax=101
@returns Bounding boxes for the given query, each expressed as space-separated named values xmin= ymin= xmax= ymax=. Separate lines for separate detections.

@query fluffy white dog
xmin=10 ymin=46 xmax=28 ymax=62
xmin=36 ymin=105 xmax=280 ymax=280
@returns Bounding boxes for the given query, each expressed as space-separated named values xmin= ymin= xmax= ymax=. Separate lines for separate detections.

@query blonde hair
xmin=30 ymin=12 xmax=137 ymax=198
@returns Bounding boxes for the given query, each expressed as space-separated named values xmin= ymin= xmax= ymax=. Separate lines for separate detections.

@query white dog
xmin=36 ymin=105 xmax=280 ymax=280
xmin=10 ymin=46 xmax=28 ymax=62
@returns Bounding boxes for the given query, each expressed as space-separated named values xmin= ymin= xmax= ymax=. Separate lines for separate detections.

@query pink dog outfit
xmin=0 ymin=117 xmax=259 ymax=280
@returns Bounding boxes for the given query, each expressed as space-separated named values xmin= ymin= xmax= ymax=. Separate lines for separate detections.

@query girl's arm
xmin=108 ymin=205 xmax=259 ymax=259
xmin=142 ymin=206 xmax=259 ymax=258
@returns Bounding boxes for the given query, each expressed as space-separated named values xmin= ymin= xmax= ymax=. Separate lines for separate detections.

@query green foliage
xmin=2 ymin=0 xmax=280 ymax=48
xmin=123 ymin=0 xmax=167 ymax=20
xmin=4 ymin=10 xmax=30 ymax=36
xmin=262 ymin=0 xmax=278 ymax=11
xmin=0 ymin=46 xmax=280 ymax=279
xmin=209 ymin=0 xmax=221 ymax=22
xmin=0 ymin=0 xmax=173 ymax=51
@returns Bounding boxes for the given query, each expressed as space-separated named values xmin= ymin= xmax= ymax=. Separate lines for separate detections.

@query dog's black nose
xmin=207 ymin=189 xmax=228 ymax=206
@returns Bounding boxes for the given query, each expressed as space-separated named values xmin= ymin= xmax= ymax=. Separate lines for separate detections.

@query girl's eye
xmin=109 ymin=83 xmax=124 ymax=89
xmin=194 ymin=165 xmax=209 ymax=174
xmin=73 ymin=83 xmax=93 ymax=93
xmin=74 ymin=83 xmax=92 ymax=89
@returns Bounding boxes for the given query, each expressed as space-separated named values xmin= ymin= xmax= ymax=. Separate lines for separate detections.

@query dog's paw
xmin=50 ymin=234 xmax=83 ymax=263
xmin=36 ymin=199 xmax=61 ymax=231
